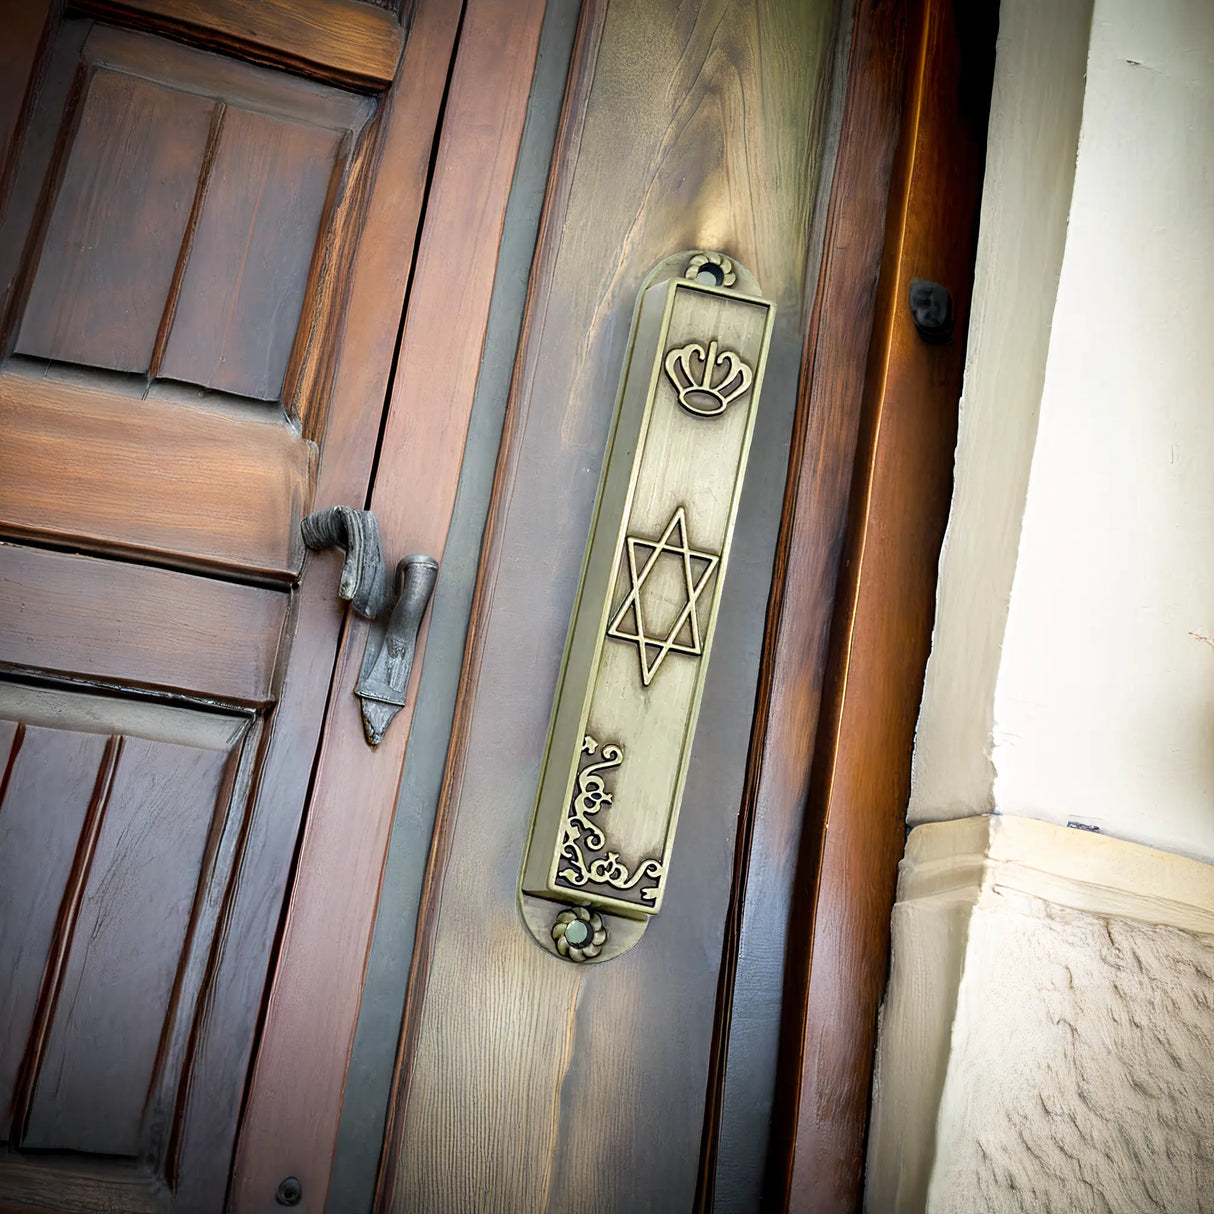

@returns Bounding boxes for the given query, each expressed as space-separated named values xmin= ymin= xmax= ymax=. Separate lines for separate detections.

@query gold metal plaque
xmin=520 ymin=251 xmax=774 ymax=961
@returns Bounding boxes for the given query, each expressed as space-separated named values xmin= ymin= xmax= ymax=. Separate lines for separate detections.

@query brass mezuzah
xmin=520 ymin=251 xmax=774 ymax=963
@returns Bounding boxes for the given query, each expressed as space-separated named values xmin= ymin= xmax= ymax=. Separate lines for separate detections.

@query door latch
xmin=301 ymin=505 xmax=438 ymax=746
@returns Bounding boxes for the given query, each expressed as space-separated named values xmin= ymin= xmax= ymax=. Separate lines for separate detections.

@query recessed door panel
xmin=0 ymin=683 xmax=256 ymax=1171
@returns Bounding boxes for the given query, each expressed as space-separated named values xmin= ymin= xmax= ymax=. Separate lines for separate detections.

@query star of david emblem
xmin=606 ymin=506 xmax=721 ymax=686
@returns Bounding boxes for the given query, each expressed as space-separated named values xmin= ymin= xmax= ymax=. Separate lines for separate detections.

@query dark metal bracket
xmin=301 ymin=506 xmax=438 ymax=746
xmin=908 ymin=278 xmax=954 ymax=344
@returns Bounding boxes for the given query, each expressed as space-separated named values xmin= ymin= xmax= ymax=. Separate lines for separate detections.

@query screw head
xmin=275 ymin=1176 xmax=302 ymax=1206
xmin=908 ymin=278 xmax=954 ymax=344
xmin=552 ymin=905 xmax=607 ymax=961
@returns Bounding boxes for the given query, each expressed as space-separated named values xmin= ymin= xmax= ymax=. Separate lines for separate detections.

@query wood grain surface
xmin=154 ymin=107 xmax=341 ymax=400
xmin=15 ymin=69 xmax=214 ymax=372
xmin=0 ymin=544 xmax=286 ymax=703
xmin=377 ymin=1 xmax=840 ymax=1210
xmin=20 ymin=737 xmax=234 ymax=1155
xmin=0 ymin=724 xmax=111 ymax=1130
xmin=692 ymin=0 xmax=914 ymax=1205
xmin=0 ymin=373 xmax=316 ymax=578
xmin=770 ymin=0 xmax=998 ymax=1208
xmin=77 ymin=0 xmax=405 ymax=89
xmin=9 ymin=24 xmax=373 ymax=407
xmin=227 ymin=1 xmax=547 ymax=1207
xmin=0 ymin=0 xmax=452 ymax=1207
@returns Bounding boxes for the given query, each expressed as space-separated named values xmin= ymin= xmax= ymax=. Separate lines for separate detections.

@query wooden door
xmin=0 ymin=2 xmax=468 ymax=1210
xmin=0 ymin=0 xmax=997 ymax=1209
xmin=235 ymin=0 xmax=997 ymax=1211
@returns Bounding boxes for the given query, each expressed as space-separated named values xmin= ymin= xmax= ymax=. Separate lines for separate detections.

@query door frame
xmin=161 ymin=0 xmax=997 ymax=1208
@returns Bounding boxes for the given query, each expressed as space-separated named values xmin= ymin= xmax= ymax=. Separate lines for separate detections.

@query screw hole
xmin=696 ymin=263 xmax=725 ymax=286
xmin=275 ymin=1177 xmax=302 ymax=1206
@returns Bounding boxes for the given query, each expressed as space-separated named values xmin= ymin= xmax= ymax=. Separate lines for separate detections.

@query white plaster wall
xmin=908 ymin=0 xmax=1093 ymax=821
xmin=928 ymin=895 xmax=1214 ymax=1214
xmin=990 ymin=0 xmax=1214 ymax=857
xmin=909 ymin=0 xmax=1214 ymax=861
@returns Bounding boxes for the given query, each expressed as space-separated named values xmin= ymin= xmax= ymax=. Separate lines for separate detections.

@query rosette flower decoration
xmin=551 ymin=905 xmax=607 ymax=962
xmin=685 ymin=251 xmax=736 ymax=287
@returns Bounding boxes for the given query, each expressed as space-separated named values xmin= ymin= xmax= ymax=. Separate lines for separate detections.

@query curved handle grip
xmin=302 ymin=508 xmax=438 ymax=746
xmin=300 ymin=505 xmax=390 ymax=619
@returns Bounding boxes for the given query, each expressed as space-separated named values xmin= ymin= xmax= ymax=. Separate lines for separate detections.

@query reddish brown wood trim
xmin=770 ymin=0 xmax=998 ymax=1208
xmin=0 ymin=374 xmax=316 ymax=581
xmin=0 ymin=0 xmax=55 ymax=214
xmin=76 ymin=0 xmax=404 ymax=90
xmin=698 ymin=0 xmax=912 ymax=1203
xmin=230 ymin=2 xmax=548 ymax=1208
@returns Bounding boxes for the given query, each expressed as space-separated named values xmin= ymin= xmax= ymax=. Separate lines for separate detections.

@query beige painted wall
xmin=909 ymin=0 xmax=1214 ymax=860
xmin=869 ymin=0 xmax=1214 ymax=1207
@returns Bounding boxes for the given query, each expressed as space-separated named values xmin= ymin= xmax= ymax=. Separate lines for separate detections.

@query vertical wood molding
xmin=766 ymin=0 xmax=998 ymax=1208
xmin=74 ymin=0 xmax=405 ymax=89
xmin=0 ymin=0 xmax=55 ymax=214
xmin=372 ymin=3 xmax=612 ymax=1202
xmin=229 ymin=1 xmax=548 ymax=1208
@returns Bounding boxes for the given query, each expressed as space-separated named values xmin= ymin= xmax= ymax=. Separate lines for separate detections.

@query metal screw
xmin=275 ymin=1176 xmax=302 ymax=1207
xmin=908 ymin=278 xmax=954 ymax=344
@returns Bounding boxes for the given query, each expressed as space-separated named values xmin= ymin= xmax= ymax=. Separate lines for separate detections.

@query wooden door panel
xmin=20 ymin=734 xmax=233 ymax=1156
xmin=155 ymin=107 xmax=341 ymax=399
xmin=82 ymin=0 xmax=406 ymax=90
xmin=0 ymin=375 xmax=316 ymax=578
xmin=0 ymin=0 xmax=462 ymax=1205
xmin=0 ymin=680 xmax=259 ymax=1207
xmin=376 ymin=2 xmax=842 ymax=1210
xmin=0 ymin=21 xmax=376 ymax=577
xmin=14 ymin=70 xmax=214 ymax=374
xmin=9 ymin=23 xmax=371 ymax=405
xmin=0 ymin=544 xmax=287 ymax=702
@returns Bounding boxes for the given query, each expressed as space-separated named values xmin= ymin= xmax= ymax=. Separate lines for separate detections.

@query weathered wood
xmin=378 ymin=0 xmax=841 ymax=1209
xmin=77 ymin=0 xmax=405 ymax=89
xmin=0 ymin=544 xmax=287 ymax=704
xmin=229 ymin=1 xmax=546 ymax=1205
xmin=769 ymin=0 xmax=998 ymax=1209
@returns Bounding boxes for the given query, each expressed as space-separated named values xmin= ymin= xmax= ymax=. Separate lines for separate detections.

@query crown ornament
xmin=663 ymin=339 xmax=754 ymax=418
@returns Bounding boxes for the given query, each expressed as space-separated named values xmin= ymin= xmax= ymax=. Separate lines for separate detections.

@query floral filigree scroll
xmin=555 ymin=734 xmax=664 ymax=905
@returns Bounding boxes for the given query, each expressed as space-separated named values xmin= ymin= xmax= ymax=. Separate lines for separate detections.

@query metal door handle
xmin=302 ymin=506 xmax=438 ymax=746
